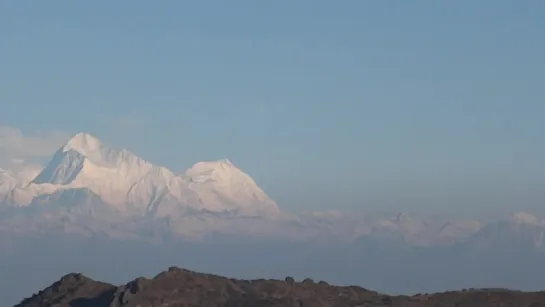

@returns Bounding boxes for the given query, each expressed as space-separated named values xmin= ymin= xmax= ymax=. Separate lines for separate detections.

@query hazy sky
xmin=1 ymin=1 xmax=544 ymax=215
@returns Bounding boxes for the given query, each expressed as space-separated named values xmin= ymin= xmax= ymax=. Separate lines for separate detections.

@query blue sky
xmin=1 ymin=1 xmax=544 ymax=216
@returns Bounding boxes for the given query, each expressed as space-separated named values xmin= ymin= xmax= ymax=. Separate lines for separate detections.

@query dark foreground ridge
xmin=15 ymin=267 xmax=545 ymax=307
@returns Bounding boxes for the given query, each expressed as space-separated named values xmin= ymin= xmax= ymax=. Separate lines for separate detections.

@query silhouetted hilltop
xmin=15 ymin=266 xmax=545 ymax=307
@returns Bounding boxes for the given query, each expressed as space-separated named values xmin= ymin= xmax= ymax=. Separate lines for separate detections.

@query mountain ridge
xmin=16 ymin=266 xmax=545 ymax=307
xmin=1 ymin=132 xmax=280 ymax=218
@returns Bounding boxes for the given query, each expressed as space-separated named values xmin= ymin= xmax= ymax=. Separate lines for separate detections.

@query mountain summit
xmin=2 ymin=132 xmax=280 ymax=218
xmin=63 ymin=132 xmax=103 ymax=156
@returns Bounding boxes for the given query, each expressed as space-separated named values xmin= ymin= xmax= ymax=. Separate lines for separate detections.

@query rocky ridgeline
xmin=15 ymin=266 xmax=545 ymax=307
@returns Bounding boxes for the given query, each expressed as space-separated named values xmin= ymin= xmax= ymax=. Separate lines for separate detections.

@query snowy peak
xmin=62 ymin=133 xmax=103 ymax=155
xmin=25 ymin=133 xmax=165 ymax=208
xmin=185 ymin=159 xmax=240 ymax=182
xmin=184 ymin=159 xmax=281 ymax=215
xmin=33 ymin=132 xmax=155 ymax=184
xmin=58 ymin=132 xmax=148 ymax=169
xmin=197 ymin=158 xmax=235 ymax=169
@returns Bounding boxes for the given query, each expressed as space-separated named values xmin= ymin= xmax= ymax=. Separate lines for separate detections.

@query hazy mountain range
xmin=2 ymin=132 xmax=543 ymax=245
xmin=2 ymin=133 xmax=545 ymax=306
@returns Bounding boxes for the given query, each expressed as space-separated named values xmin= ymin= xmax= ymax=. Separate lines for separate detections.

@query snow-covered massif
xmin=2 ymin=133 xmax=280 ymax=218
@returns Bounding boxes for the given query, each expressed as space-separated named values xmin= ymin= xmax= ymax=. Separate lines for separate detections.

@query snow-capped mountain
xmin=185 ymin=159 xmax=280 ymax=216
xmin=1 ymin=133 xmax=280 ymax=218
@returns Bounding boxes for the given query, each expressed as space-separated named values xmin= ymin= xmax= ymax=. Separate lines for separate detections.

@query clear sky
xmin=1 ymin=1 xmax=544 ymax=216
